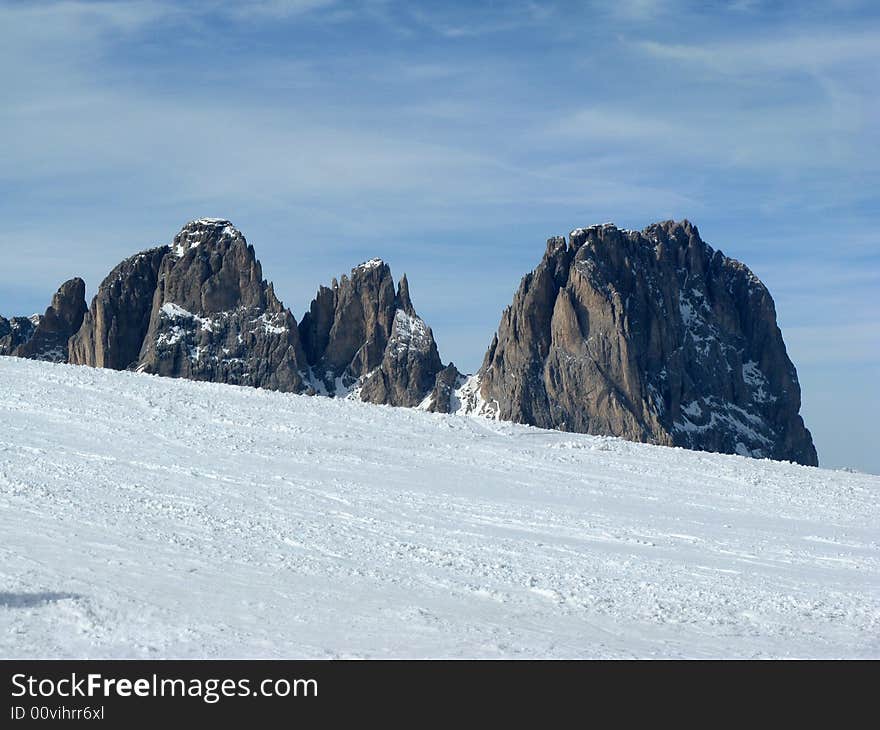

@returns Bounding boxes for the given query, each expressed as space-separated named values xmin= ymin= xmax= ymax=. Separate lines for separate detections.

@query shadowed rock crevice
xmin=0 ymin=591 xmax=80 ymax=608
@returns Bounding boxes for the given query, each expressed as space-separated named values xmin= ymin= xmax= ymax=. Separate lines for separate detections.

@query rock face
xmin=299 ymin=259 xmax=444 ymax=406
xmin=67 ymin=222 xmax=444 ymax=403
xmin=69 ymin=248 xmax=167 ymax=369
xmin=136 ymin=220 xmax=306 ymax=391
xmin=70 ymin=219 xmax=306 ymax=392
xmin=0 ymin=316 xmax=37 ymax=357
xmin=0 ymin=278 xmax=86 ymax=362
xmin=470 ymin=221 xmax=817 ymax=466
xmin=423 ymin=363 xmax=464 ymax=414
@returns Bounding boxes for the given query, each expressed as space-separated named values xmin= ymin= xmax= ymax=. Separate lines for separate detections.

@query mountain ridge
xmin=0 ymin=217 xmax=817 ymax=465
xmin=457 ymin=220 xmax=816 ymax=465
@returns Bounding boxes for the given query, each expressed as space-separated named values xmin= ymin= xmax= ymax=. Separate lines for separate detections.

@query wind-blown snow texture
xmin=1 ymin=358 xmax=877 ymax=658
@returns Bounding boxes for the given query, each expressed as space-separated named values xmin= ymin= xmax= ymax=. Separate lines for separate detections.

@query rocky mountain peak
xmin=0 ymin=278 xmax=87 ymax=362
xmin=353 ymin=257 xmax=385 ymax=273
xmin=9 ymin=215 xmax=818 ymax=466
xmin=67 ymin=220 xmax=305 ymax=392
xmin=299 ymin=260 xmax=444 ymax=406
xmin=298 ymin=259 xmax=396 ymax=386
xmin=135 ymin=220 xmax=304 ymax=389
xmin=171 ymin=218 xmax=243 ymax=258
xmin=467 ymin=219 xmax=817 ymax=465
xmin=157 ymin=219 xmax=267 ymax=314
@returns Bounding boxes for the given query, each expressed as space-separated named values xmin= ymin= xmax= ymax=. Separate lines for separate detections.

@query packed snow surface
xmin=0 ymin=358 xmax=877 ymax=658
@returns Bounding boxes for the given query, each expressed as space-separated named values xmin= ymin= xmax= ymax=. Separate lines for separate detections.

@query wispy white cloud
xmin=543 ymin=100 xmax=868 ymax=174
xmin=604 ymin=0 xmax=672 ymax=22
xmin=220 ymin=0 xmax=339 ymax=21
xmin=547 ymin=108 xmax=680 ymax=144
xmin=636 ymin=30 xmax=880 ymax=74
xmin=406 ymin=1 xmax=554 ymax=38
xmin=0 ymin=0 xmax=178 ymax=35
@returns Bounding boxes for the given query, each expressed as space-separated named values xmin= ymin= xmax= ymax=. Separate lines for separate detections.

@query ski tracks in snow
xmin=0 ymin=358 xmax=878 ymax=658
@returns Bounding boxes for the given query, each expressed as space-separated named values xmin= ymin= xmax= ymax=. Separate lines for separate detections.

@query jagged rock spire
xmin=396 ymin=273 xmax=415 ymax=316
xmin=0 ymin=278 xmax=86 ymax=362
xmin=299 ymin=259 xmax=444 ymax=406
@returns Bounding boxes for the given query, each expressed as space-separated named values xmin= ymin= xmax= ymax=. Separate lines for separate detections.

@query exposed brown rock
xmin=135 ymin=219 xmax=306 ymax=392
xmin=0 ymin=316 xmax=38 ymax=358
xmin=15 ymin=278 xmax=87 ymax=362
xmin=69 ymin=248 xmax=167 ymax=369
xmin=472 ymin=221 xmax=817 ymax=466
xmin=424 ymin=363 xmax=463 ymax=414
xmin=0 ymin=279 xmax=86 ymax=362
xmin=299 ymin=261 xmax=444 ymax=406
xmin=9 ymin=215 xmax=818 ymax=466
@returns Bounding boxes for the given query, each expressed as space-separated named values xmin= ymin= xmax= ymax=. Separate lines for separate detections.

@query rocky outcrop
xmin=1 ymin=279 xmax=86 ymax=362
xmin=469 ymin=221 xmax=817 ymax=466
xmin=5 ymin=215 xmax=818 ymax=466
xmin=70 ymin=219 xmax=306 ymax=392
xmin=423 ymin=363 xmax=464 ymax=414
xmin=135 ymin=220 xmax=306 ymax=391
xmin=0 ymin=316 xmax=38 ymax=357
xmin=69 ymin=247 xmax=167 ymax=369
xmin=299 ymin=260 xmax=445 ymax=406
xmin=14 ymin=278 xmax=87 ymax=362
xmin=67 ymin=222 xmax=444 ymax=402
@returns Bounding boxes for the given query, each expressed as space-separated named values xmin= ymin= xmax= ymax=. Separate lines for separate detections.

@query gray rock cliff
xmin=6 ymin=215 xmax=818 ymax=466
xmin=0 ymin=316 xmax=37 ymax=357
xmin=70 ymin=219 xmax=306 ymax=392
xmin=135 ymin=219 xmax=306 ymax=392
xmin=1 ymin=278 xmax=86 ymax=362
xmin=470 ymin=221 xmax=817 ymax=465
xmin=299 ymin=260 xmax=444 ymax=406
xmin=69 ymin=248 xmax=167 ymax=369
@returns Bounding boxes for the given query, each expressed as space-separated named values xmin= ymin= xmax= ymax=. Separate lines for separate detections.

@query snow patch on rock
xmin=450 ymin=373 xmax=500 ymax=420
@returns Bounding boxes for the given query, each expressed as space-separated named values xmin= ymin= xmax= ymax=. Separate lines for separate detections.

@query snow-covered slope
xmin=0 ymin=357 xmax=877 ymax=658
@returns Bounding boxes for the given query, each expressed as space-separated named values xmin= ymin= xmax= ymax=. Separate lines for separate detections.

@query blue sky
xmin=1 ymin=0 xmax=878 ymax=472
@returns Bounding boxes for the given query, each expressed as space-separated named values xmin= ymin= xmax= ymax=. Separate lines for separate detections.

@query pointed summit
xmin=171 ymin=219 xmax=242 ymax=257
xmin=395 ymin=273 xmax=415 ymax=316
xmin=70 ymin=219 xmax=306 ymax=392
xmin=299 ymin=262 xmax=445 ymax=406
xmin=1 ymin=278 xmax=87 ymax=362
